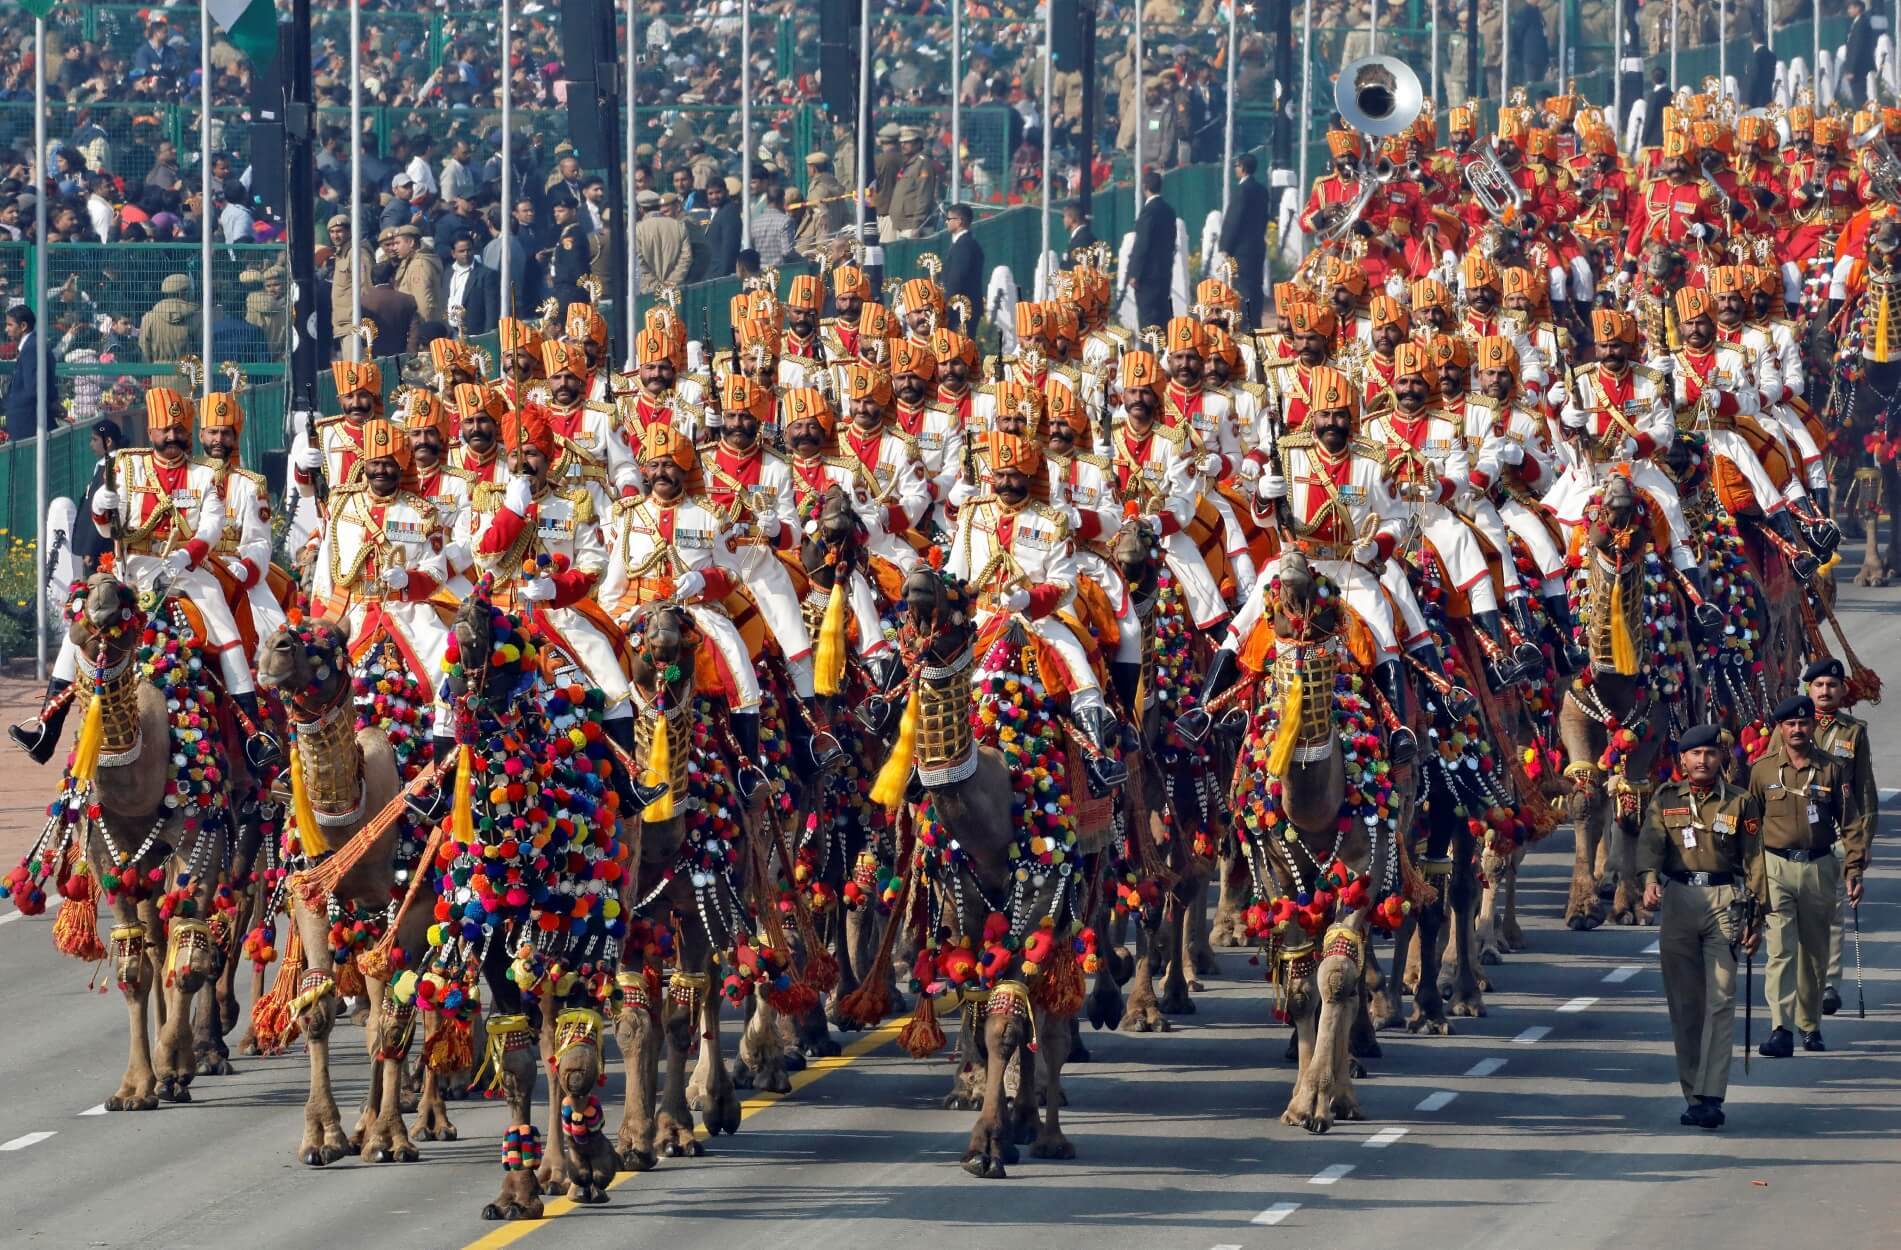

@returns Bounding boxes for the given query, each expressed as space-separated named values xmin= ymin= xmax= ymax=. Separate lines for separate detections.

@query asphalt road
xmin=2 ymin=587 xmax=1898 ymax=1250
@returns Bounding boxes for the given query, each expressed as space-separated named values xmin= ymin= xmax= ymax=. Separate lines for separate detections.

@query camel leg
xmin=1502 ymin=848 xmax=1527 ymax=951
xmin=1407 ymin=888 xmax=1453 ymax=1035
xmin=1186 ymin=878 xmax=1217 ymax=979
xmin=155 ymin=887 xmax=217 ymax=1102
xmin=104 ymin=897 xmax=160 ymax=1112
xmin=1365 ymin=933 xmax=1402 ymax=1032
xmin=614 ymin=987 xmax=662 ymax=1172
xmin=1157 ymin=903 xmax=1197 ymax=1015
xmin=236 ymin=946 xmax=268 ymax=1055
xmin=944 ymin=1008 xmax=984 ymax=1109
xmin=1083 ymin=901 xmax=1124 ymax=1033
xmin=1401 ymin=910 xmax=1424 ymax=993
xmin=1279 ymin=969 xmax=1322 ymax=1127
xmin=1441 ymin=848 xmax=1488 ymax=1018
xmin=1030 ymin=1007 xmax=1076 ymax=1159
xmin=696 ymin=956 xmax=742 ymax=1137
xmin=1118 ymin=924 xmax=1170 ymax=1031
xmin=1349 ymin=945 xmax=1385 ymax=1060
xmin=1209 ymin=853 xmax=1245 ymax=947
xmin=735 ymin=986 xmax=792 ymax=1094
xmin=1609 ymin=806 xmax=1653 ymax=927
xmin=1287 ymin=951 xmax=1365 ymax=1133
xmin=289 ymin=901 xmax=350 ymax=1165
xmin=961 ymin=999 xmax=1029 ymax=1179
xmin=480 ymin=1031 xmax=544 ymax=1221
xmin=360 ymin=984 xmax=421 ymax=1163
xmin=1474 ymin=848 xmax=1505 ymax=967
xmin=1565 ymin=787 xmax=1608 ymax=930
xmin=405 ymin=1014 xmax=460 ymax=1141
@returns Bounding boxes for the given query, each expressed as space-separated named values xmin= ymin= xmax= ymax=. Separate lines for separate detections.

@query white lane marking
xmin=1643 ymin=940 xmax=1661 ymax=954
xmin=1512 ymin=1026 xmax=1553 ymax=1044
xmin=1249 ymin=1204 xmax=1300 ymax=1227
xmin=0 ymin=909 xmax=22 ymax=925
xmin=1879 ymin=787 xmax=1899 ymax=801
xmin=0 ymin=1132 xmax=55 ymax=1151
xmin=1417 ymin=1090 xmax=1458 ymax=1112
xmin=1215 ymin=1244 xmax=1247 ymax=1249
xmin=77 ymin=1104 xmax=107 ymax=1117
xmin=1557 ymin=996 xmax=1599 ymax=1013
xmin=1465 ymin=1057 xmax=1508 ymax=1077
xmin=1604 ymin=965 xmax=1642 ymax=984
xmin=1364 ymin=1127 xmax=1408 ymax=1148
xmin=1308 ymin=1163 xmax=1356 ymax=1185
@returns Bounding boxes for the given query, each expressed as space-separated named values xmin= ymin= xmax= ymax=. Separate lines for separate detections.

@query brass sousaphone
xmin=1319 ymin=57 xmax=1426 ymax=241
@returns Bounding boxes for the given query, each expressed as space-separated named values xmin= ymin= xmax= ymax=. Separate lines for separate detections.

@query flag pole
xmin=1296 ymin=0 xmax=1312 ymax=261
xmin=856 ymin=0 xmax=871 ymax=240
xmin=501 ymin=0 xmax=513 ymax=322
xmin=1223 ymin=1 xmax=1239 ymax=222
xmin=625 ymin=0 xmax=638 ymax=365
xmin=1040 ymin=0 xmax=1054 ymax=292
xmin=202 ymin=0 xmax=215 ymax=381
xmin=1134 ymin=0 xmax=1146 ymax=200
xmin=741 ymin=0 xmax=753 ymax=249
xmin=350 ymin=0 xmax=363 ymax=355
xmin=32 ymin=13 xmax=47 ymax=682
xmin=951 ymin=0 xmax=962 ymax=212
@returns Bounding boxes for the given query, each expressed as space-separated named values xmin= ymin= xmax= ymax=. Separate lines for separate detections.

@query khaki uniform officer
xmin=1804 ymin=658 xmax=1878 ymax=1015
xmin=1638 ymin=723 xmax=1765 ymax=1130
xmin=1748 ymin=695 xmax=1864 ymax=1057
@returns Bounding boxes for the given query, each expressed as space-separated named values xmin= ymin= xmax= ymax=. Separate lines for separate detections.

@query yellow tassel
xmin=1265 ymin=671 xmax=1303 ymax=777
xmin=1608 ymin=573 xmax=1639 ymax=677
xmin=641 ymin=716 xmax=675 ymax=822
xmin=870 ymin=686 xmax=921 ymax=809
xmin=1878 ymin=292 xmax=1893 ymax=365
xmin=813 ymin=578 xmax=848 ymax=696
xmin=452 ymin=743 xmax=476 ymax=845
xmin=289 ymin=740 xmax=329 ymax=857
xmin=68 ymin=688 xmax=104 ymax=783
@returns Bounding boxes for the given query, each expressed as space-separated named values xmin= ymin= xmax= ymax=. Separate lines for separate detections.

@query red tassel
xmin=896 ymin=994 xmax=946 ymax=1058
xmin=834 ymin=979 xmax=891 ymax=1028
xmin=799 ymin=946 xmax=840 ymax=995
xmin=1031 ymin=940 xmax=1086 ymax=1017
xmin=425 ymin=1013 xmax=476 ymax=1074
xmin=250 ymin=931 xmax=306 ymax=1054
xmin=53 ymin=866 xmax=105 ymax=963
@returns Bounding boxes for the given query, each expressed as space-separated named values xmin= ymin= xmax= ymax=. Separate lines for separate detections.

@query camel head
xmin=70 ymin=571 xmax=140 ymax=659
xmin=1271 ymin=550 xmax=1340 ymax=642
xmin=444 ymin=588 xmax=540 ymax=718
xmin=1112 ymin=518 xmax=1161 ymax=604
xmin=626 ymin=603 xmax=696 ymax=696
xmin=902 ymin=564 xmax=974 ymax=665
xmin=1642 ymin=240 xmax=1686 ymax=287
xmin=1592 ymin=473 xmax=1642 ymax=550
xmin=799 ymin=485 xmax=864 ymax=587
xmin=257 ymin=619 xmax=352 ymax=717
xmin=1873 ymin=219 xmax=1901 ymax=276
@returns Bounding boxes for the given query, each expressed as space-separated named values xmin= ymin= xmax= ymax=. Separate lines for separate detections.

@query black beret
xmin=1771 ymin=694 xmax=1816 ymax=722
xmin=1678 ymin=723 xmax=1724 ymax=751
xmin=1802 ymin=658 xmax=1845 ymax=683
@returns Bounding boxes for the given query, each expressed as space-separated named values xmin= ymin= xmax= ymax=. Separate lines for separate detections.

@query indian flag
xmin=208 ymin=0 xmax=280 ymax=68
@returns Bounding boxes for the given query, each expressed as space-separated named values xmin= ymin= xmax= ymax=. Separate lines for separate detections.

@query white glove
xmin=503 ymin=473 xmax=536 ymax=515
xmin=163 ymin=548 xmax=194 ymax=574
xmin=294 ymin=443 xmax=323 ymax=472
xmin=1061 ymin=505 xmax=1083 ymax=532
xmin=1002 ymin=587 xmax=1032 ymax=613
xmin=1494 ymin=437 xmax=1524 ymax=466
xmin=1238 ymin=458 xmax=1261 ymax=485
xmin=519 ymin=575 xmax=556 ymax=603
xmin=91 ymin=485 xmax=120 ymax=516
xmin=673 ymin=569 xmax=706 ymax=602
xmin=380 ymin=566 xmax=409 ymax=592
xmin=1257 ymin=471 xmax=1288 ymax=501
xmin=948 ymin=479 xmax=977 ymax=507
xmin=757 ymin=513 xmax=783 ymax=542
xmin=1561 ymin=406 xmax=1589 ymax=431
xmin=443 ymin=541 xmax=471 ymax=572
xmin=1616 ymin=436 xmax=1640 ymax=459
xmin=1473 ymin=455 xmax=1501 ymax=483
xmin=223 ymin=557 xmax=251 ymax=581
xmin=1198 ymin=453 xmax=1224 ymax=476
xmin=1351 ymin=537 xmax=1382 ymax=565
xmin=1687 ymin=223 xmax=1710 ymax=241
xmin=1140 ymin=514 xmax=1164 ymax=537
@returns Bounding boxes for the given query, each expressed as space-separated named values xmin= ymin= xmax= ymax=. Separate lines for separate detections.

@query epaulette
xmin=1152 ymin=424 xmax=1187 ymax=445
xmin=1240 ymin=381 xmax=1269 ymax=403
xmin=437 ymin=464 xmax=476 ymax=484
xmin=1278 ymin=428 xmax=1318 ymax=450
xmin=331 ymin=480 xmax=370 ymax=499
xmin=1052 ymin=361 xmax=1083 ymax=384
xmin=313 ymin=413 xmax=346 ymax=429
xmin=472 ymin=481 xmax=506 ymax=510
xmin=823 ymin=455 xmax=858 ymax=473
xmin=1631 ymin=363 xmax=1664 ymax=384
xmin=982 ymin=352 xmax=1001 ymax=377
xmin=1072 ymin=450 xmax=1112 ymax=471
xmin=611 ymin=492 xmax=646 ymax=520
xmin=924 ymin=398 xmax=960 ymax=418
xmin=392 ymin=489 xmax=437 ymax=515
xmin=1032 ymin=502 xmax=1074 ymax=537
xmin=561 ymin=486 xmax=596 ymax=525
xmin=1467 ymin=393 xmax=1502 ymax=412
xmin=1350 ymin=436 xmax=1385 ymax=457
xmin=1556 ymin=326 xmax=1575 ymax=354
xmin=888 ymin=428 xmax=920 ymax=452
xmin=584 ymin=399 xmax=616 ymax=417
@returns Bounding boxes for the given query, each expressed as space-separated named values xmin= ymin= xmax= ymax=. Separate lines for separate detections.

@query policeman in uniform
xmin=1804 ymin=657 xmax=1878 ymax=1014
xmin=1637 ymin=722 xmax=1764 ymax=1129
xmin=1749 ymin=694 xmax=1864 ymax=1056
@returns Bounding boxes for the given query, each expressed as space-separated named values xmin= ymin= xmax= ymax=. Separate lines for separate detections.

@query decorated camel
xmin=1820 ymin=217 xmax=1901 ymax=587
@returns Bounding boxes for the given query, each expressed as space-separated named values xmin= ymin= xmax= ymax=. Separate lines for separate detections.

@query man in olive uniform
xmin=1805 ymin=658 xmax=1878 ymax=1015
xmin=1638 ymin=723 xmax=1765 ymax=1129
xmin=1749 ymin=695 xmax=1864 ymax=1057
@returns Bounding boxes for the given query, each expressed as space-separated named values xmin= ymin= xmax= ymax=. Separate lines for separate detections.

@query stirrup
xmin=1692 ymin=600 xmax=1724 ymax=633
xmin=406 ymin=785 xmax=451 ymax=825
xmin=1804 ymin=518 xmax=1842 ymax=556
xmin=629 ymin=780 xmax=671 ymax=810
xmin=1174 ymin=706 xmax=1214 ymax=743
xmin=735 ymin=761 xmax=770 ymax=801
xmin=7 ymin=718 xmax=57 ymax=765
xmin=244 ymin=729 xmax=284 ymax=772
xmin=1387 ymin=725 xmax=1418 ymax=766
xmin=1083 ymin=752 xmax=1128 ymax=797
xmin=802 ymin=730 xmax=844 ymax=773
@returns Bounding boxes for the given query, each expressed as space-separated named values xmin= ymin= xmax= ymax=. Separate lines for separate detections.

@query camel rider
xmin=1455 ymin=334 xmax=1585 ymax=674
xmin=563 ymin=302 xmax=613 ymax=403
xmin=1716 ymin=265 xmax=1838 ymax=527
xmin=1075 ymin=266 xmax=1130 ymax=372
xmin=1783 ymin=116 xmax=1860 ymax=286
xmin=838 ymin=362 xmax=932 ymax=573
xmin=308 ymin=418 xmax=454 ymax=746
xmin=643 ymin=306 xmax=710 ymax=433
xmin=1663 ymin=287 xmax=1823 ymax=580
xmin=614 ymin=327 xmax=690 ymax=494
xmin=1548 ymin=308 xmax=1714 ymax=609
xmin=1110 ymin=350 xmax=1230 ymax=635
xmin=1457 ymin=256 xmax=1547 ymax=391
xmin=1500 ymin=268 xmax=1573 ymax=411
xmin=1195 ymin=277 xmax=1258 ymax=381
xmin=1323 ymin=256 xmax=1374 ymax=350
xmin=428 ymin=336 xmax=482 ymax=390
xmin=947 ymin=428 xmax=1128 ymax=795
xmin=1203 ymin=327 xmax=1266 ymax=466
xmin=1623 ymin=130 xmax=1730 ymax=263
xmin=780 ymin=384 xmax=903 ymax=711
xmin=1803 ymin=658 xmax=1878 ymax=1016
xmin=1408 ymin=276 xmax=1459 ymax=340
xmin=1182 ymin=364 xmax=1444 ymax=765
xmin=402 ymin=387 xmax=475 ymax=595
xmin=196 ymin=383 xmax=287 ymax=659
xmin=33 ymin=388 xmax=280 ymax=769
xmin=447 ymin=383 xmax=508 ymax=486
xmin=1360 ymin=342 xmax=1536 ymax=688
xmin=294 ymin=358 xmax=383 ymax=500
xmin=899 ymin=276 xmax=944 ymax=344
xmin=1358 ymin=294 xmax=1412 ymax=415
xmin=1257 ymin=300 xmax=1340 ymax=432
xmin=889 ymin=337 xmax=963 ymax=529
xmin=496 ymin=316 xmax=546 ymax=409
xmin=780 ymin=275 xmax=831 ymax=375
xmin=1160 ymin=315 xmax=1257 ymax=597
xmin=1637 ymin=722 xmax=1764 ymax=1130
xmin=458 ymin=407 xmax=635 ymax=768
xmin=1044 ymin=383 xmax=1145 ymax=713
xmin=1695 ymin=266 xmax=1812 ymax=522
xmin=821 ymin=263 xmax=872 ymax=364
xmin=930 ymin=326 xmax=981 ymax=435
xmin=535 ymin=338 xmax=620 ymax=514
xmin=598 ymin=423 xmax=772 ymax=798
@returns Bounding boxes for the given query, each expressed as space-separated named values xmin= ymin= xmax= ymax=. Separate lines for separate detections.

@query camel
xmin=1558 ymin=475 xmax=1667 ymax=930
xmin=254 ymin=619 xmax=409 ymax=1166
xmin=1819 ymin=218 xmax=1901 ymax=587
xmin=901 ymin=566 xmax=1080 ymax=1178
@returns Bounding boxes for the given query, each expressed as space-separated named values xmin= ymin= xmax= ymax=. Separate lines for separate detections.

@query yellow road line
xmin=460 ymin=1018 xmax=903 ymax=1249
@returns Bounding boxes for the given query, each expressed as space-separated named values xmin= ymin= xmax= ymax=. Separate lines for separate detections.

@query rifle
xmin=1727 ymin=890 xmax=1758 ymax=1074
xmin=1262 ymin=366 xmax=1294 ymax=536
xmin=1853 ymin=901 xmax=1867 ymax=1019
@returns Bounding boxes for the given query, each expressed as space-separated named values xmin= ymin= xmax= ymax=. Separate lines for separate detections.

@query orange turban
xmin=1204 ymin=325 xmax=1241 ymax=368
xmin=451 ymin=383 xmax=506 ymax=425
xmin=1474 ymin=335 xmax=1520 ymax=372
xmin=498 ymin=318 xmax=544 ymax=372
xmin=1592 ymin=309 xmax=1640 ymax=344
xmin=399 ymin=386 xmax=449 ymax=438
xmin=640 ymin=423 xmax=696 ymax=472
xmin=858 ymin=301 xmax=895 ymax=342
xmin=1411 ymin=277 xmax=1452 ymax=311
xmin=846 ymin=363 xmax=893 ymax=407
xmin=1369 ymin=294 xmax=1409 ymax=331
xmin=540 ymin=340 xmax=590 ymax=381
xmin=1015 ymin=300 xmax=1050 ymax=343
xmin=501 ymin=406 xmax=555 ymax=459
xmin=1391 ymin=341 xmax=1436 ymax=385
xmin=360 ymin=418 xmax=413 ymax=470
xmin=635 ymin=327 xmax=674 ymax=367
xmin=1326 ymin=256 xmax=1370 ymax=297
xmin=785 ymin=274 xmax=824 ymax=311
xmin=890 ymin=338 xmax=937 ymax=380
xmin=1674 ymin=287 xmax=1715 ymax=323
xmin=989 ymin=431 xmax=1044 ymax=478
xmin=1196 ymin=278 xmax=1239 ymax=311
xmin=1425 ymin=332 xmax=1470 ymax=370
xmin=1307 ymin=366 xmax=1358 ymax=416
xmin=783 ymin=386 xmax=836 ymax=434
xmin=1326 ymin=129 xmax=1363 ymax=159
xmin=901 ymin=277 xmax=945 ymax=318
xmin=721 ymin=373 xmax=771 ymax=419
xmin=931 ymin=327 xmax=978 ymax=367
xmin=1118 ymin=351 xmax=1162 ymax=390
xmin=200 ymin=389 xmax=244 ymax=435
xmin=428 ymin=337 xmax=474 ymax=378
xmin=832 ymin=264 xmax=871 ymax=300
xmin=1283 ymin=301 xmax=1337 ymax=336
xmin=331 ymin=358 xmax=383 ymax=401
xmin=146 ymin=386 xmax=192 ymax=436
xmin=1164 ymin=316 xmax=1205 ymax=354
xmin=1046 ymin=381 xmax=1085 ymax=433
xmin=1707 ymin=265 xmax=1749 ymax=295
xmin=1502 ymin=267 xmax=1546 ymax=302
xmin=1461 ymin=253 xmax=1501 ymax=291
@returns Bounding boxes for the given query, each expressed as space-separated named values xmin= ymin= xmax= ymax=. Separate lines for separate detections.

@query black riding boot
xmin=1504 ymin=594 xmax=1550 ymax=674
xmin=1763 ymin=510 xmax=1820 ymax=581
xmin=1111 ymin=661 xmax=1143 ymax=715
xmin=1371 ymin=659 xmax=1418 ymax=766
xmin=606 ymin=716 xmax=669 ymax=812
xmin=407 ymin=732 xmax=460 ymax=824
xmin=1411 ymin=643 xmax=1477 ymax=721
xmin=235 ymin=692 xmax=282 ymax=771
xmin=1174 ymin=647 xmax=1242 ymax=742
xmin=1678 ymin=565 xmax=1726 ymax=638
xmin=1073 ymin=703 xmax=1129 ymax=795
xmin=1473 ymin=609 xmax=1529 ymax=687
xmin=732 ymin=710 xmax=769 ymax=801
xmin=1797 ymin=499 xmax=1842 ymax=556
xmin=1540 ymin=593 xmax=1588 ymax=675
xmin=8 ymin=677 xmax=73 ymax=765
xmin=856 ymin=653 xmax=904 ymax=736
xmin=794 ymin=697 xmax=844 ymax=776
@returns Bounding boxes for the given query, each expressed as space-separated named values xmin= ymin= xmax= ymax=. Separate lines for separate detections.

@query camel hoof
xmin=1566 ymin=912 xmax=1602 ymax=931
xmin=1158 ymin=989 xmax=1197 ymax=1015
xmin=1120 ymin=1006 xmax=1171 ymax=1032
xmin=414 ymin=1127 xmax=437 ymax=1142
xmin=1350 ymin=1034 xmax=1382 ymax=1060
xmin=302 ymin=1148 xmax=329 ymax=1167
xmin=1408 ymin=1016 xmax=1455 ymax=1036
xmin=961 ymin=1153 xmax=1007 ymax=1180
xmin=1302 ymin=1115 xmax=1333 ymax=1135
xmin=372 ymin=1147 xmax=394 ymax=1163
xmin=1002 ymin=1138 xmax=1023 ymax=1164
xmin=800 ymin=1035 xmax=842 ymax=1058
xmin=159 ymin=1082 xmax=191 ymax=1104
xmin=1595 ymin=878 xmax=1615 ymax=900
xmin=1209 ymin=920 xmax=1244 ymax=949
xmin=620 ymin=1148 xmax=657 ymax=1173
xmin=1030 ymin=1133 xmax=1077 ymax=1159
xmin=1502 ymin=923 xmax=1527 ymax=950
xmin=1192 ymin=948 xmax=1219 ymax=977
xmin=732 ymin=1063 xmax=756 ymax=1091
xmin=196 ymin=1052 xmax=233 ymax=1077
xmin=1332 ymin=1100 xmax=1365 ymax=1122
xmin=1479 ymin=947 xmax=1502 ymax=966
xmin=1085 ymin=988 xmax=1123 ymax=1030
xmin=1348 ymin=1058 xmax=1369 ymax=1079
xmin=781 ymin=1047 xmax=808 ymax=1072
xmin=660 ymin=1139 xmax=703 ymax=1159
xmin=943 ymin=1090 xmax=982 ymax=1111
xmin=236 ymin=1036 xmax=261 ymax=1057
xmin=1447 ymin=996 xmax=1486 ymax=1019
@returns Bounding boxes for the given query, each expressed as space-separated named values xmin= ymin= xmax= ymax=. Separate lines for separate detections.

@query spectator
xmin=433 ymin=192 xmax=479 ymax=257
xmin=1642 ymin=68 xmax=1671 ymax=147
xmin=1743 ymin=29 xmax=1778 ymax=108
xmin=405 ymin=134 xmax=439 ymax=198
xmin=439 ymin=137 xmax=477 ymax=203
xmin=4 ymin=305 xmax=54 ymax=436
xmin=634 ymin=188 xmax=692 ymax=291
xmin=1063 ymin=200 xmax=1098 ymax=267
xmin=381 ymin=175 xmax=417 ymax=232
xmin=582 ymin=177 xmax=610 ymax=235
xmin=144 ymin=140 xmax=181 ymax=193
xmin=131 ymin=22 xmax=183 ymax=87
xmin=548 ymin=217 xmax=593 ymax=310
xmin=889 ymin=127 xmax=942 ymax=238
xmin=1218 ymin=153 xmax=1271 ymax=327
xmin=445 ymin=233 xmax=499 ymax=335
xmin=734 ymin=248 xmax=762 ymax=286
xmin=328 ymin=213 xmax=374 ymax=346
xmin=750 ymin=184 xmax=793 ymax=269
xmin=804 ymin=153 xmax=848 ymax=237
xmin=390 ymin=223 xmax=445 ymax=323
xmin=1129 ymin=170 xmax=1178 ymax=331
xmin=139 ymin=274 xmax=197 ymax=365
xmin=705 ymin=177 xmax=742 ymax=277
xmin=247 ymin=266 xmax=289 ymax=356
xmin=217 ymin=179 xmax=254 ymax=245
xmin=482 ymin=204 xmax=530 ymax=312
xmin=1512 ymin=0 xmax=1551 ymax=86
xmin=84 ymin=173 xmax=116 ymax=244
xmin=63 ymin=324 xmax=105 ymax=425
xmin=872 ymin=124 xmax=904 ymax=218
xmin=943 ymin=204 xmax=984 ymax=332
xmin=360 ymin=261 xmax=420 ymax=358
xmin=1843 ymin=0 xmax=1877 ymax=104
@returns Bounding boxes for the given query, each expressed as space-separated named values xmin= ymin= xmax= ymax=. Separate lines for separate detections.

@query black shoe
xmin=1175 ymin=648 xmax=1241 ymax=743
xmin=406 ymin=785 xmax=452 ymax=826
xmin=1680 ymin=1102 xmax=1719 ymax=1128
xmin=9 ymin=679 xmax=74 ymax=766
xmin=629 ymin=780 xmax=671 ymax=810
xmin=1804 ymin=517 xmax=1842 ymax=557
xmin=1074 ymin=705 xmax=1128 ymax=796
xmin=244 ymin=728 xmax=284 ymax=773
xmin=1758 ymin=1026 xmax=1794 ymax=1058
xmin=1372 ymin=659 xmax=1418 ymax=766
xmin=1801 ymin=1029 xmax=1826 ymax=1052
xmin=1703 ymin=1098 xmax=1726 ymax=1128
xmin=1823 ymin=985 xmax=1841 ymax=1016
